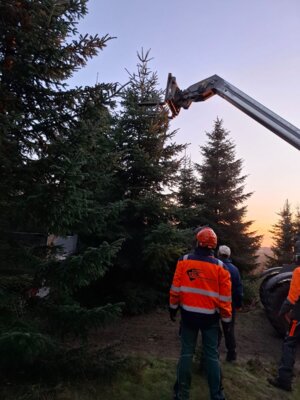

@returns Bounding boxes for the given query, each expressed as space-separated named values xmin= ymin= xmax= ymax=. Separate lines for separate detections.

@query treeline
xmin=0 ymin=1 xmax=260 ymax=379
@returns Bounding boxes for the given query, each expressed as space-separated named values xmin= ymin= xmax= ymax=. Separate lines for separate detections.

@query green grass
xmin=1 ymin=356 xmax=300 ymax=400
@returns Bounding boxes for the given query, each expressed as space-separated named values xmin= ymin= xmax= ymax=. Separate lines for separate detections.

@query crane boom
xmin=165 ymin=73 xmax=300 ymax=151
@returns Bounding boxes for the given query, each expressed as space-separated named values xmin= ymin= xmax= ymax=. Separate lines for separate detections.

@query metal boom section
xmin=165 ymin=74 xmax=300 ymax=151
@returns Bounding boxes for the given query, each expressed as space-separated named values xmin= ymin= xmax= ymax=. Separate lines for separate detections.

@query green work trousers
xmin=175 ymin=321 xmax=225 ymax=400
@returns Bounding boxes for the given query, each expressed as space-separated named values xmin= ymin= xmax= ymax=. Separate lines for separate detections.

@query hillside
xmin=256 ymin=247 xmax=273 ymax=273
xmin=89 ymin=306 xmax=300 ymax=400
xmin=2 ymin=306 xmax=300 ymax=400
xmin=90 ymin=307 xmax=295 ymax=363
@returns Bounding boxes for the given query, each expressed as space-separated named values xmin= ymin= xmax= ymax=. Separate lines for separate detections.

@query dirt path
xmin=91 ymin=306 xmax=300 ymax=367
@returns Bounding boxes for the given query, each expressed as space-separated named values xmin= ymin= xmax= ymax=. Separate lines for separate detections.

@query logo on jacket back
xmin=187 ymin=269 xmax=202 ymax=281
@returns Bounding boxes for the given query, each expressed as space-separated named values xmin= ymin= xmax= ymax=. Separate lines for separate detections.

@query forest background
xmin=1 ymin=1 xmax=300 ymax=399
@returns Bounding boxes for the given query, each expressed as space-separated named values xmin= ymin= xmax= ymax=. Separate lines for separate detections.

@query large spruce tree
xmin=0 ymin=0 xmax=123 ymax=378
xmin=0 ymin=0 xmax=118 ymax=233
xmin=194 ymin=118 xmax=261 ymax=272
xmin=106 ymin=50 xmax=188 ymax=311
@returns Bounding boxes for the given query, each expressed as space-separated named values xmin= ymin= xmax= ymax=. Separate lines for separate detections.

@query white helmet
xmin=218 ymin=245 xmax=231 ymax=257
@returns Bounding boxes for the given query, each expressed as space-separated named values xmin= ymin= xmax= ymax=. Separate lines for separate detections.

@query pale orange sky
xmin=247 ymin=210 xmax=276 ymax=248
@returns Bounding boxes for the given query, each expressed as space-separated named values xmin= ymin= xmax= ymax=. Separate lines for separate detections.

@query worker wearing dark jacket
xmin=217 ymin=245 xmax=243 ymax=362
xmin=268 ymin=265 xmax=300 ymax=392
xmin=170 ymin=227 xmax=232 ymax=400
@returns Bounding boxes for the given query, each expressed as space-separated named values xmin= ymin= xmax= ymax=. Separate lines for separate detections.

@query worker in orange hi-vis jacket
xmin=169 ymin=226 xmax=232 ymax=400
xmin=268 ymin=262 xmax=300 ymax=392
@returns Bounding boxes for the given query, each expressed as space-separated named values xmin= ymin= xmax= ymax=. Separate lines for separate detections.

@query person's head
xmin=196 ymin=227 xmax=217 ymax=249
xmin=218 ymin=245 xmax=231 ymax=259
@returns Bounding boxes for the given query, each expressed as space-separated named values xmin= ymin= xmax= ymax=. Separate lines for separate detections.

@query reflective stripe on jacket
xmin=169 ymin=248 xmax=232 ymax=322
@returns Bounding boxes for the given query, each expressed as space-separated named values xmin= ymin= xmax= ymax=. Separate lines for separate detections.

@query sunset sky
xmin=70 ymin=0 xmax=300 ymax=247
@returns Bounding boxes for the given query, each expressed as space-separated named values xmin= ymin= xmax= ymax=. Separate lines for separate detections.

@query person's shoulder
xmin=178 ymin=253 xmax=191 ymax=261
xmin=215 ymin=258 xmax=227 ymax=269
xmin=293 ymin=266 xmax=300 ymax=276
xmin=208 ymin=257 xmax=224 ymax=267
xmin=223 ymin=261 xmax=240 ymax=276
xmin=230 ymin=263 xmax=241 ymax=277
xmin=230 ymin=262 xmax=240 ymax=272
xmin=224 ymin=260 xmax=238 ymax=269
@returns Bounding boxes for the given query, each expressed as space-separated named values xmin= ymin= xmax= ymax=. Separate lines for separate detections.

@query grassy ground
xmin=2 ymin=356 xmax=300 ymax=400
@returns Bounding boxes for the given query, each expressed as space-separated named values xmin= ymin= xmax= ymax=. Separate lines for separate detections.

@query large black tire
xmin=259 ymin=274 xmax=278 ymax=307
xmin=259 ymin=267 xmax=283 ymax=308
xmin=265 ymin=282 xmax=290 ymax=337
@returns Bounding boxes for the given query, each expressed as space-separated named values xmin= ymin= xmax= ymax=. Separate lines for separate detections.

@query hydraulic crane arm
xmin=165 ymin=73 xmax=300 ymax=151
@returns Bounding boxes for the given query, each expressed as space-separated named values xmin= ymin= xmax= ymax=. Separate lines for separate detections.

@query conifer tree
xmin=108 ymin=50 xmax=187 ymax=309
xmin=176 ymin=153 xmax=202 ymax=228
xmin=194 ymin=118 xmax=261 ymax=272
xmin=293 ymin=207 xmax=300 ymax=235
xmin=0 ymin=0 xmax=123 ymax=378
xmin=266 ymin=200 xmax=295 ymax=267
xmin=177 ymin=154 xmax=198 ymax=208
xmin=0 ymin=0 xmax=118 ymax=233
xmin=294 ymin=208 xmax=300 ymax=260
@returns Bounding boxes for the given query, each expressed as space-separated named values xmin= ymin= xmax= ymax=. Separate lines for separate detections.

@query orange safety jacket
xmin=170 ymin=250 xmax=232 ymax=322
xmin=287 ymin=266 xmax=300 ymax=305
xmin=283 ymin=266 xmax=300 ymax=326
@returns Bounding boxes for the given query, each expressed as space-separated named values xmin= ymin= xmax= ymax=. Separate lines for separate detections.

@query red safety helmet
xmin=196 ymin=227 xmax=217 ymax=249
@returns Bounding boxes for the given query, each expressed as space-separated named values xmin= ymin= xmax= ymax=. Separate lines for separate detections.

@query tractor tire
xmin=259 ymin=275 xmax=277 ymax=307
xmin=265 ymin=281 xmax=290 ymax=337
xmin=258 ymin=267 xmax=282 ymax=308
